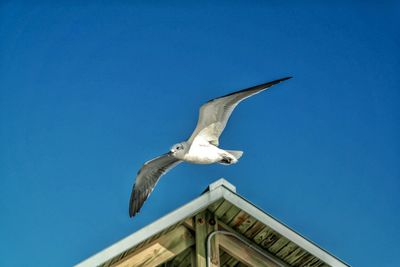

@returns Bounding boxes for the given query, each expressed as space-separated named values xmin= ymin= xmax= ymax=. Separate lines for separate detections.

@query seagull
xmin=129 ymin=77 xmax=292 ymax=217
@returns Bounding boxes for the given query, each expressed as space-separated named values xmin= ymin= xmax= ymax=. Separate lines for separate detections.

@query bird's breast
xmin=183 ymin=144 xmax=222 ymax=164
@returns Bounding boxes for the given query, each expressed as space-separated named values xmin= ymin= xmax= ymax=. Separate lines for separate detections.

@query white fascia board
xmin=222 ymin=189 xmax=350 ymax=267
xmin=76 ymin=178 xmax=349 ymax=267
xmin=75 ymin=185 xmax=225 ymax=267
xmin=207 ymin=178 xmax=236 ymax=192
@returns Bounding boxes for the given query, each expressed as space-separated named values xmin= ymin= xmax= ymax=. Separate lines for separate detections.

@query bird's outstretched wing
xmin=188 ymin=77 xmax=292 ymax=146
xmin=129 ymin=152 xmax=181 ymax=218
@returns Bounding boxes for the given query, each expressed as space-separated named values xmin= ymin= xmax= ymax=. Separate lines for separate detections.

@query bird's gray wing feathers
xmin=188 ymin=77 xmax=292 ymax=146
xmin=129 ymin=153 xmax=181 ymax=217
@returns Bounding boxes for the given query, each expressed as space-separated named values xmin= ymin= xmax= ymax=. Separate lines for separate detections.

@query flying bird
xmin=129 ymin=77 xmax=292 ymax=217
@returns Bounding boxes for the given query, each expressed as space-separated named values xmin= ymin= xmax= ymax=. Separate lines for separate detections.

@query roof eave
xmin=75 ymin=178 xmax=349 ymax=267
xmin=75 ymin=180 xmax=227 ymax=267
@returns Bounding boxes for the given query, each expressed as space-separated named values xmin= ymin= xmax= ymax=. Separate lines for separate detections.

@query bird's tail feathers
xmin=226 ymin=150 xmax=243 ymax=160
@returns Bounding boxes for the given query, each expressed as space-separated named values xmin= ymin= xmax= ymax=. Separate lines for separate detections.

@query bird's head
xmin=170 ymin=142 xmax=187 ymax=159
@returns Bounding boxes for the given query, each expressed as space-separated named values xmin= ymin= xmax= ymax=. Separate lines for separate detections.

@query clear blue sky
xmin=1 ymin=1 xmax=399 ymax=266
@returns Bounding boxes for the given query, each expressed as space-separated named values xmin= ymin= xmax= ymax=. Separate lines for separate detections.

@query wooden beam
xmin=219 ymin=234 xmax=281 ymax=267
xmin=195 ymin=210 xmax=219 ymax=267
xmin=190 ymin=247 xmax=196 ymax=267
xmin=183 ymin=217 xmax=195 ymax=231
xmin=112 ymin=226 xmax=194 ymax=267
xmin=218 ymin=221 xmax=290 ymax=267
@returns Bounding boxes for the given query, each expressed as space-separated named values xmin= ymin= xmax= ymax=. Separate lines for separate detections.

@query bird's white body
xmin=180 ymin=139 xmax=238 ymax=164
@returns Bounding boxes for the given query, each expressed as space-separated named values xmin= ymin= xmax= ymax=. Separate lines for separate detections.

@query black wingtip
xmin=129 ymin=202 xmax=135 ymax=218
xmin=209 ymin=76 xmax=293 ymax=102
xmin=129 ymin=201 xmax=135 ymax=218
xmin=129 ymin=202 xmax=140 ymax=218
xmin=280 ymin=76 xmax=293 ymax=81
xmin=268 ymin=76 xmax=293 ymax=85
xmin=129 ymin=211 xmax=137 ymax=218
xmin=129 ymin=183 xmax=139 ymax=218
xmin=250 ymin=76 xmax=293 ymax=91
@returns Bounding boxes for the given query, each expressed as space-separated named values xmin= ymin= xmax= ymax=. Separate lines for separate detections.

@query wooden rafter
xmin=112 ymin=226 xmax=194 ymax=267
xmin=219 ymin=234 xmax=281 ymax=267
xmin=195 ymin=211 xmax=219 ymax=267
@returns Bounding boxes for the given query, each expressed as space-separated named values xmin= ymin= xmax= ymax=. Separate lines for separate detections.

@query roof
xmin=76 ymin=178 xmax=349 ymax=267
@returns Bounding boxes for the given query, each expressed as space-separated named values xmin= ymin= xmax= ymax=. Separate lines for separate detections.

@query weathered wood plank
xmin=253 ymin=227 xmax=275 ymax=245
xmin=190 ymin=247 xmax=196 ymax=267
xmin=214 ymin=200 xmax=233 ymax=218
xmin=268 ymin=237 xmax=290 ymax=254
xmin=285 ymin=247 xmax=307 ymax=265
xmin=244 ymin=221 xmax=265 ymax=239
xmin=195 ymin=211 xmax=208 ymax=267
xmin=236 ymin=215 xmax=257 ymax=234
xmin=236 ymin=262 xmax=249 ymax=267
xmin=219 ymin=250 xmax=232 ymax=266
xmin=220 ymin=205 xmax=241 ymax=224
xmin=311 ymin=260 xmax=325 ymax=267
xmin=174 ymin=248 xmax=192 ymax=267
xmin=219 ymin=234 xmax=282 ymax=267
xmin=102 ymin=259 xmax=112 ymax=267
xmin=223 ymin=257 xmax=239 ymax=267
xmin=229 ymin=211 xmax=250 ymax=229
xmin=301 ymin=256 xmax=320 ymax=267
xmin=183 ymin=217 xmax=194 ymax=231
xmin=111 ymin=226 xmax=194 ymax=267
xmin=310 ymin=259 xmax=325 ymax=267
xmin=166 ymin=247 xmax=191 ymax=266
xmin=208 ymin=199 xmax=224 ymax=213
xmin=260 ymin=231 xmax=281 ymax=250
xmin=253 ymin=227 xmax=271 ymax=244
xmin=276 ymin=242 xmax=297 ymax=259
xmin=292 ymin=253 xmax=313 ymax=266
xmin=218 ymin=220 xmax=289 ymax=267
xmin=195 ymin=210 xmax=219 ymax=267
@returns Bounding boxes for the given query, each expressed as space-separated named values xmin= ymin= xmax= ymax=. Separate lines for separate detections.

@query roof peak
xmin=205 ymin=178 xmax=236 ymax=193
xmin=76 ymin=177 xmax=349 ymax=267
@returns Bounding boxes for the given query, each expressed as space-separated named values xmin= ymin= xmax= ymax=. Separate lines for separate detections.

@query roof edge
xmin=75 ymin=178 xmax=350 ymax=267
xmin=221 ymin=189 xmax=350 ymax=267
xmin=75 ymin=181 xmax=225 ymax=267
xmin=204 ymin=177 xmax=236 ymax=193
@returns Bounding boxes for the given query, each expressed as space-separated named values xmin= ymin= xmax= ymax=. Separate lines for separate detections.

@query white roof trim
xmin=207 ymin=178 xmax=236 ymax=192
xmin=75 ymin=178 xmax=349 ymax=267
xmin=221 ymin=189 xmax=348 ymax=267
xmin=75 ymin=181 xmax=225 ymax=267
